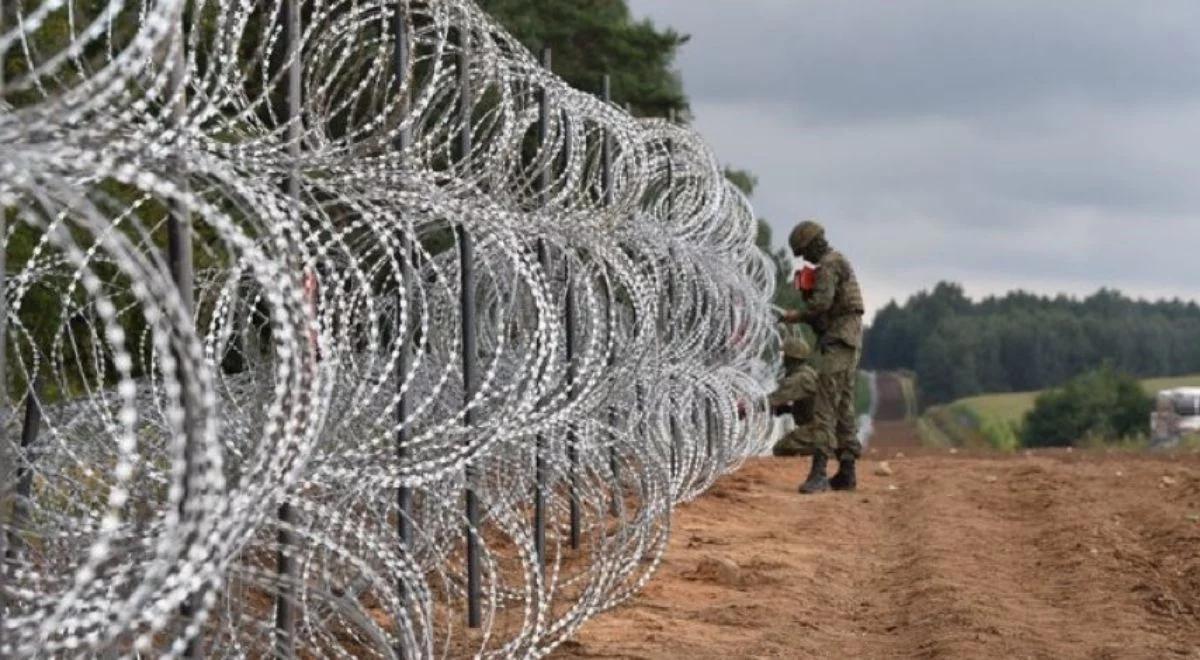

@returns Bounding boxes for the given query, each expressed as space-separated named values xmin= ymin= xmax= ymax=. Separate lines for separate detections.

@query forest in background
xmin=865 ymin=282 xmax=1200 ymax=405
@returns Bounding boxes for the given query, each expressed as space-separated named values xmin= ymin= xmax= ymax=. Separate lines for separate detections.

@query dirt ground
xmin=553 ymin=439 xmax=1200 ymax=659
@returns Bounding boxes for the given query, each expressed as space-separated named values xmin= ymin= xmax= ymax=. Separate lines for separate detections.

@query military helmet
xmin=781 ymin=336 xmax=811 ymax=359
xmin=789 ymin=220 xmax=825 ymax=253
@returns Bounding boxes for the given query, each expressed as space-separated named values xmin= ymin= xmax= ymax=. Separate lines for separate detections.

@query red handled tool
xmin=794 ymin=265 xmax=817 ymax=296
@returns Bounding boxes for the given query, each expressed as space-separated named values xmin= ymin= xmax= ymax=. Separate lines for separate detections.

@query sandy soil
xmin=552 ymin=440 xmax=1200 ymax=659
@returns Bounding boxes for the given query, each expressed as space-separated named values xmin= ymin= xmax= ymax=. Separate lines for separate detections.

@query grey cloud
xmin=628 ymin=0 xmax=1199 ymax=315
xmin=634 ymin=0 xmax=1200 ymax=120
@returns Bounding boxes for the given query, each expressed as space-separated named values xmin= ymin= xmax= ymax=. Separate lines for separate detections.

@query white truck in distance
xmin=1151 ymin=387 xmax=1200 ymax=446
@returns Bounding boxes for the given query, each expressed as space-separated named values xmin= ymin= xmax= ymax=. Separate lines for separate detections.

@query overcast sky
xmin=628 ymin=0 xmax=1199 ymax=318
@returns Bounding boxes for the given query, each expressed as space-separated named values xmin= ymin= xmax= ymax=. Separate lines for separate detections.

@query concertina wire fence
xmin=0 ymin=0 xmax=779 ymax=656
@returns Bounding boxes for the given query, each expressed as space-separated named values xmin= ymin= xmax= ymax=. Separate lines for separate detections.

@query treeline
xmin=864 ymin=282 xmax=1200 ymax=405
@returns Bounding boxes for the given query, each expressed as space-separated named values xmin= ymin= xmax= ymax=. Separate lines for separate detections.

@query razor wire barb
xmin=0 ymin=0 xmax=779 ymax=656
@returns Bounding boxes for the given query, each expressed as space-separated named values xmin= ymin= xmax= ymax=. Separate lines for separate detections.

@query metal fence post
xmin=391 ymin=5 xmax=415 ymax=654
xmin=626 ymin=100 xmax=649 ymax=511
xmin=457 ymin=30 xmax=483 ymax=630
xmin=665 ymin=110 xmax=680 ymax=484
xmin=3 ymin=371 xmax=42 ymax=660
xmin=166 ymin=10 xmax=203 ymax=657
xmin=533 ymin=46 xmax=551 ymax=571
xmin=700 ymin=400 xmax=710 ymax=463
xmin=561 ymin=107 xmax=581 ymax=552
xmin=565 ymin=255 xmax=580 ymax=551
xmin=273 ymin=0 xmax=304 ymax=655
xmin=5 ymin=374 xmax=42 ymax=563
xmin=601 ymin=74 xmax=620 ymax=518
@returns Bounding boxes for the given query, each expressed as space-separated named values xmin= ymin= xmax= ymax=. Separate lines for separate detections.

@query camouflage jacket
xmin=769 ymin=362 xmax=819 ymax=408
xmin=802 ymin=250 xmax=864 ymax=348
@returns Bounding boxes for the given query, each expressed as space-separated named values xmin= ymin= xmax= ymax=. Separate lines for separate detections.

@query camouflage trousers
xmin=772 ymin=342 xmax=862 ymax=460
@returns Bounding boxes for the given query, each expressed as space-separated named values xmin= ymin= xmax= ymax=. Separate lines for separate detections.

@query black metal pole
xmin=665 ymin=110 xmax=679 ymax=483
xmin=700 ymin=400 xmax=710 ymax=463
xmin=533 ymin=46 xmax=551 ymax=571
xmin=457 ymin=31 xmax=483 ymax=630
xmin=668 ymin=415 xmax=678 ymax=482
xmin=601 ymin=74 xmax=620 ymax=518
xmin=562 ymin=109 xmax=581 ymax=552
xmin=273 ymin=0 xmax=303 ymax=655
xmin=391 ymin=5 xmax=415 ymax=654
xmin=533 ymin=239 xmax=548 ymax=570
xmin=167 ymin=12 xmax=203 ymax=657
xmin=565 ymin=264 xmax=580 ymax=550
xmin=393 ymin=0 xmax=414 ymax=551
xmin=5 ymin=374 xmax=42 ymax=564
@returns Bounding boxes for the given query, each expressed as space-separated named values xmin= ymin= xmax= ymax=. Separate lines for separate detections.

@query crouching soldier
xmin=769 ymin=337 xmax=824 ymax=460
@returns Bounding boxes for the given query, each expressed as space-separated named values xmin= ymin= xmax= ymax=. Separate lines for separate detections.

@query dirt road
xmin=554 ymin=443 xmax=1200 ymax=659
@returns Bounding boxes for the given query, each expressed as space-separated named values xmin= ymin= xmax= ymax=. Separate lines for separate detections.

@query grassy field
xmin=1140 ymin=374 xmax=1200 ymax=394
xmin=957 ymin=374 xmax=1200 ymax=426
xmin=917 ymin=373 xmax=1200 ymax=451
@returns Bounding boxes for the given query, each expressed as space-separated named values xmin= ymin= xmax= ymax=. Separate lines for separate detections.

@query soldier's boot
xmin=798 ymin=453 xmax=830 ymax=494
xmin=829 ymin=458 xmax=857 ymax=491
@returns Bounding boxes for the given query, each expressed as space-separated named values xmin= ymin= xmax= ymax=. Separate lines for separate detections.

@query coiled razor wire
xmin=0 ymin=0 xmax=779 ymax=656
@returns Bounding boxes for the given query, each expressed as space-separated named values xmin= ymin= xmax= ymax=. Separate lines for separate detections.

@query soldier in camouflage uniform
xmin=779 ymin=220 xmax=865 ymax=493
xmin=769 ymin=337 xmax=823 ymax=457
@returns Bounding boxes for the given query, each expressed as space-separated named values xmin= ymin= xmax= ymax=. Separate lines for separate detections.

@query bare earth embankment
xmin=554 ymin=441 xmax=1200 ymax=659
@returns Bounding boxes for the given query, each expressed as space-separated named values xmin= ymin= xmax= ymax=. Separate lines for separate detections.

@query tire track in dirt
xmin=553 ymin=450 xmax=1200 ymax=660
xmin=871 ymin=456 xmax=1194 ymax=659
